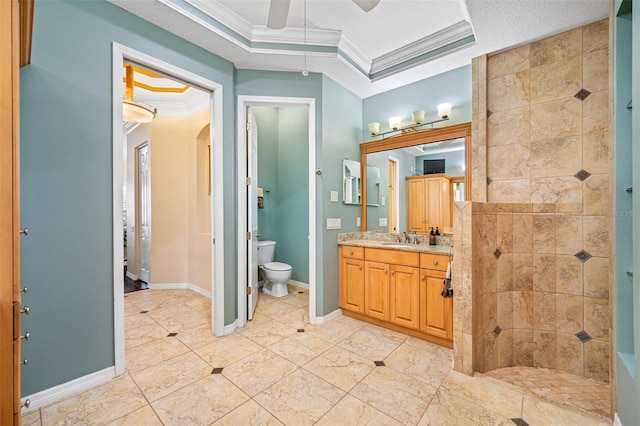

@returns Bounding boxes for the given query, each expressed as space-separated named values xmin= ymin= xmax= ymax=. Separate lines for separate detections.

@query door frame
xmin=388 ymin=156 xmax=399 ymax=233
xmin=111 ymin=43 xmax=225 ymax=376
xmin=236 ymin=96 xmax=316 ymax=328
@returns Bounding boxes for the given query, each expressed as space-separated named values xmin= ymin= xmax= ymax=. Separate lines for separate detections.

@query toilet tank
xmin=256 ymin=240 xmax=276 ymax=265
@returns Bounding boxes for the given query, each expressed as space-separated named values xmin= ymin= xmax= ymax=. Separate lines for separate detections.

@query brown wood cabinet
xmin=339 ymin=245 xmax=452 ymax=348
xmin=406 ymin=174 xmax=451 ymax=234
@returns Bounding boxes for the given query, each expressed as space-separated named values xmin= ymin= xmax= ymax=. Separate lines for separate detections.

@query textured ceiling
xmin=110 ymin=0 xmax=609 ymax=98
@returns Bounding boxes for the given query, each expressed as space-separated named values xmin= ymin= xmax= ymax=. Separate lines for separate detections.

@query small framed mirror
xmin=343 ymin=159 xmax=361 ymax=205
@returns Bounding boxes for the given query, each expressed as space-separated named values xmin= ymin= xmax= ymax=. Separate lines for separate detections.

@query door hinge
xmin=212 ymin=238 xmax=215 ymax=245
xmin=246 ymin=121 xmax=251 ymax=132
xmin=246 ymin=286 xmax=252 ymax=295
xmin=246 ymin=176 xmax=251 ymax=186
xmin=246 ymin=231 xmax=251 ymax=240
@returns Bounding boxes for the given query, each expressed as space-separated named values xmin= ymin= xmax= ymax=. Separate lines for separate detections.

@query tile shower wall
xmin=456 ymin=19 xmax=612 ymax=385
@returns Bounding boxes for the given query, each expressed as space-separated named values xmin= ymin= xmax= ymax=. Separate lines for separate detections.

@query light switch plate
xmin=357 ymin=216 xmax=361 ymax=227
xmin=327 ymin=218 xmax=342 ymax=230
xmin=330 ymin=191 xmax=338 ymax=202
xmin=381 ymin=196 xmax=386 ymax=205
xmin=379 ymin=218 xmax=388 ymax=226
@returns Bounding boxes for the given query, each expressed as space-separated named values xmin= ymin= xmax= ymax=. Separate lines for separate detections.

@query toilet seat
xmin=263 ymin=262 xmax=292 ymax=271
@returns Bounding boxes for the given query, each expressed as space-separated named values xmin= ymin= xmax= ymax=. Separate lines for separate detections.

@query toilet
xmin=257 ymin=240 xmax=292 ymax=297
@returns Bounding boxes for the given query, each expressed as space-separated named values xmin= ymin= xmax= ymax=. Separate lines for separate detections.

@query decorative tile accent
xmin=574 ymin=88 xmax=592 ymax=101
xmin=487 ymin=109 xmax=493 ymax=118
xmin=575 ymin=250 xmax=592 ymax=263
xmin=167 ymin=332 xmax=178 ymax=337
xmin=298 ymin=291 xmax=304 ymax=294
xmin=511 ymin=418 xmax=530 ymax=426
xmin=493 ymin=325 xmax=502 ymax=337
xmin=574 ymin=169 xmax=591 ymax=181
xmin=140 ymin=311 xmax=148 ymax=314
xmin=493 ymin=248 xmax=502 ymax=259
xmin=211 ymin=367 xmax=224 ymax=374
xmin=575 ymin=330 xmax=593 ymax=343
xmin=374 ymin=361 xmax=385 ymax=367
xmin=487 ymin=177 xmax=493 ymax=185
xmin=297 ymin=329 xmax=305 ymax=333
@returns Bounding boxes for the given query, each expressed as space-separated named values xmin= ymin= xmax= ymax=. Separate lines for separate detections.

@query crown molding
xmin=185 ymin=0 xmax=254 ymax=39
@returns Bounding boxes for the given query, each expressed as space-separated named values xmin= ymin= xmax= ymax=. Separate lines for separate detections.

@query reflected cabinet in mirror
xmin=360 ymin=122 xmax=471 ymax=234
xmin=342 ymin=159 xmax=381 ymax=206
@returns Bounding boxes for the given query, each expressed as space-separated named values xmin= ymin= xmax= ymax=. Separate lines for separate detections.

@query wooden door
xmin=1 ymin=0 xmax=22 ymax=421
xmin=406 ymin=178 xmax=426 ymax=233
xmin=420 ymin=269 xmax=453 ymax=340
xmin=389 ymin=265 xmax=419 ymax=329
xmin=364 ymin=261 xmax=389 ymax=321
xmin=339 ymin=256 xmax=365 ymax=313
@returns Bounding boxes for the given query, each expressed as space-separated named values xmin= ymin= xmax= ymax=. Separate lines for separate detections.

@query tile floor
xmin=22 ymin=287 xmax=612 ymax=426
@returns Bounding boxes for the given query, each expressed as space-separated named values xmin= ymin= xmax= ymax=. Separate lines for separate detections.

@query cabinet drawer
xmin=341 ymin=245 xmax=364 ymax=259
xmin=420 ymin=253 xmax=449 ymax=271
xmin=365 ymin=248 xmax=419 ymax=267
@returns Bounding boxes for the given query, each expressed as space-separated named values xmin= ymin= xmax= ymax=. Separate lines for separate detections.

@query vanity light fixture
xmin=123 ymin=64 xmax=157 ymax=123
xmin=370 ymin=103 xmax=453 ymax=139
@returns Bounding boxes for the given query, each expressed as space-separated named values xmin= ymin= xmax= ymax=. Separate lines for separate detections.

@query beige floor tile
xmin=274 ymin=308 xmax=310 ymax=329
xmin=213 ymin=400 xmax=284 ymax=425
xmin=150 ymin=308 xmax=210 ymax=333
xmin=254 ymin=369 xmax=345 ymax=426
xmin=124 ymin=321 xmax=169 ymax=351
xmin=125 ymin=336 xmax=190 ymax=373
xmin=305 ymin=317 xmax=363 ymax=344
xmin=183 ymin=295 xmax=210 ymax=311
xmin=124 ymin=312 xmax=157 ymax=330
xmin=522 ymin=395 xmax=611 ymax=426
xmin=337 ymin=327 xmax=405 ymax=361
xmin=41 ymin=374 xmax=146 ymax=426
xmin=174 ymin=324 xmax=220 ymax=350
xmin=123 ymin=301 xmax=141 ymax=317
xmin=239 ymin=320 xmax=297 ymax=346
xmin=439 ymin=370 xmax=523 ymax=419
xmin=350 ymin=367 xmax=436 ymax=425
xmin=105 ymin=405 xmax=163 ymax=426
xmin=419 ymin=388 xmax=514 ymax=426
xmin=222 ymin=349 xmax=297 ymax=397
xmin=152 ymin=375 xmax=249 ymax=426
xmin=21 ymin=410 xmax=41 ymax=426
xmin=195 ymin=333 xmax=262 ymax=367
xmin=255 ymin=299 xmax=300 ymax=318
xmin=131 ymin=351 xmax=212 ymax=402
xmin=303 ymin=346 xmax=375 ymax=392
xmin=280 ymin=291 xmax=309 ymax=308
xmin=384 ymin=341 xmax=452 ymax=388
xmin=316 ymin=394 xmax=403 ymax=426
xmin=268 ymin=332 xmax=333 ymax=366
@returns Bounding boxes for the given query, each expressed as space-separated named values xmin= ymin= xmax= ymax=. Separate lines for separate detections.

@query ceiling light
xmin=412 ymin=110 xmax=425 ymax=124
xmin=388 ymin=116 xmax=401 ymax=130
xmin=437 ymin=103 xmax=452 ymax=119
xmin=123 ymin=64 xmax=157 ymax=123
xmin=368 ymin=122 xmax=380 ymax=135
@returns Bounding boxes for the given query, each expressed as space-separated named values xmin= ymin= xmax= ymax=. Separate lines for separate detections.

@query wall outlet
xmin=327 ymin=218 xmax=342 ymax=230
xmin=357 ymin=216 xmax=361 ymax=227
xmin=379 ymin=217 xmax=388 ymax=226
xmin=381 ymin=196 xmax=386 ymax=205
xmin=330 ymin=191 xmax=338 ymax=202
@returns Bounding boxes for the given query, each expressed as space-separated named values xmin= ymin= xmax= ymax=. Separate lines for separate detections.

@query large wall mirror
xmin=360 ymin=122 xmax=471 ymax=234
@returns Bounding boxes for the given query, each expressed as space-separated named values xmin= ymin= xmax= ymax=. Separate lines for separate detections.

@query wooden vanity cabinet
xmin=339 ymin=246 xmax=365 ymax=314
xmin=406 ymin=174 xmax=451 ymax=233
xmin=419 ymin=253 xmax=453 ymax=340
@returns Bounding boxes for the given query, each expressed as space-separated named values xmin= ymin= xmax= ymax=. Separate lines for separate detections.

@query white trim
xmin=148 ymin=283 xmax=212 ymax=299
xmin=236 ymin=96 xmax=317 ymax=328
xmin=314 ymin=308 xmax=343 ymax=325
xmin=21 ymin=367 xmax=115 ymax=413
xmin=388 ymin=155 xmax=400 ymax=233
xmin=188 ymin=284 xmax=212 ymax=299
xmin=613 ymin=413 xmax=621 ymax=426
xmin=125 ymin=271 xmax=139 ymax=281
xmin=287 ymin=279 xmax=309 ymax=290
xmin=112 ymin=43 xmax=226 ymax=379
xmin=224 ymin=319 xmax=238 ymax=335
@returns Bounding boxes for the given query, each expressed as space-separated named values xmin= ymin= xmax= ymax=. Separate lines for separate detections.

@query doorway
xmin=112 ymin=43 xmax=225 ymax=376
xmin=237 ymin=96 xmax=316 ymax=328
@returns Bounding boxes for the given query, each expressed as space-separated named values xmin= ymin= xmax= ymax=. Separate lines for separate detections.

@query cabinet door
xmin=389 ymin=265 xmax=420 ymax=329
xmin=420 ymin=269 xmax=453 ymax=340
xmin=364 ymin=261 xmax=389 ymax=321
xmin=426 ymin=178 xmax=442 ymax=230
xmin=406 ymin=178 xmax=427 ymax=233
xmin=340 ymin=257 xmax=365 ymax=314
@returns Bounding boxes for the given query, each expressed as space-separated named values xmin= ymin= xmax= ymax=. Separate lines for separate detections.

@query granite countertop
xmin=338 ymin=239 xmax=453 ymax=255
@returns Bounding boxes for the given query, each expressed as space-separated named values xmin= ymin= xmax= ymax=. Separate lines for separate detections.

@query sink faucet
xmin=411 ymin=230 xmax=418 ymax=244
xmin=403 ymin=231 xmax=409 ymax=244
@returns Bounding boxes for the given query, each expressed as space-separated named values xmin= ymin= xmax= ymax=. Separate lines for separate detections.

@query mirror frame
xmin=360 ymin=122 xmax=472 ymax=231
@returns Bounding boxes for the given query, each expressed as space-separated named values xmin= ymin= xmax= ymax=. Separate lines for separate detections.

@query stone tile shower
xmin=452 ymin=17 xmax=612 ymax=415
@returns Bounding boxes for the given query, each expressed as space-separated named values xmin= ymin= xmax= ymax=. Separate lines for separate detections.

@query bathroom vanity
xmin=338 ymin=240 xmax=453 ymax=348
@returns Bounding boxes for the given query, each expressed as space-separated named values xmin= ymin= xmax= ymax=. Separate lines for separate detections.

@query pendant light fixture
xmin=123 ymin=64 xmax=157 ymax=123
xmin=301 ymin=0 xmax=309 ymax=76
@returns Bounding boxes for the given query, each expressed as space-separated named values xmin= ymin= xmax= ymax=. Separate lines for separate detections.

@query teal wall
xmin=253 ymin=107 xmax=310 ymax=283
xmin=415 ymin=150 xmax=465 ymax=177
xmin=19 ymin=0 xmax=236 ymax=396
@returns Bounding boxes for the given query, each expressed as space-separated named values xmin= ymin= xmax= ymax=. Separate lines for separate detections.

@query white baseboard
xmin=314 ymin=308 xmax=342 ymax=324
xmin=22 ymin=367 xmax=115 ymax=413
xmin=187 ymin=284 xmax=212 ymax=299
xmin=288 ymin=279 xmax=309 ymax=289
xmin=125 ymin=271 xmax=138 ymax=281
xmin=613 ymin=413 xmax=621 ymax=426
xmin=148 ymin=283 xmax=211 ymax=299
xmin=224 ymin=319 xmax=237 ymax=335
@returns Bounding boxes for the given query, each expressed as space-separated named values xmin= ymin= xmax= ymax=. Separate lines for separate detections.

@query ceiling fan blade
xmin=267 ymin=0 xmax=291 ymax=29
xmin=353 ymin=0 xmax=380 ymax=12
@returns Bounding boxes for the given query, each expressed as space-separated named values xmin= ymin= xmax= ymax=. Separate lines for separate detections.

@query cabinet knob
xmin=20 ymin=332 xmax=30 ymax=341
xmin=384 ymin=269 xmax=387 ymax=274
xmin=19 ymin=228 xmax=29 ymax=236
xmin=21 ymin=358 xmax=28 ymax=366
xmin=390 ymin=270 xmax=395 ymax=275
xmin=433 ymin=259 xmax=438 ymax=266
xmin=21 ymin=306 xmax=30 ymax=315
xmin=358 ymin=265 xmax=362 ymax=270
xmin=421 ymin=275 xmax=426 ymax=280
xmin=350 ymin=250 xmax=354 ymax=255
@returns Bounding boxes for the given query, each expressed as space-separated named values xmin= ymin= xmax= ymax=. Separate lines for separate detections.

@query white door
xmin=138 ymin=143 xmax=151 ymax=283
xmin=247 ymin=109 xmax=259 ymax=320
